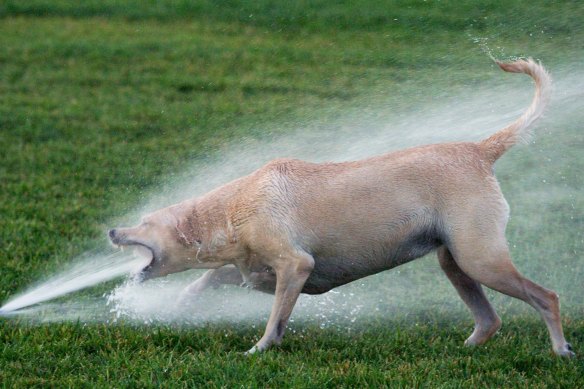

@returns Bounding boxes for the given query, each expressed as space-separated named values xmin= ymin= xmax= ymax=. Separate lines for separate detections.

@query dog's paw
xmin=554 ymin=343 xmax=576 ymax=358
xmin=464 ymin=319 xmax=501 ymax=347
xmin=244 ymin=345 xmax=260 ymax=356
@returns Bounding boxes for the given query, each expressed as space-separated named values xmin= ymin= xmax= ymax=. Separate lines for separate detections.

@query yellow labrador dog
xmin=109 ymin=59 xmax=574 ymax=356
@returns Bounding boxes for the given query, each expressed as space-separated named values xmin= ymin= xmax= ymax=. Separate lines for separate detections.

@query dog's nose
xmin=108 ymin=229 xmax=117 ymax=240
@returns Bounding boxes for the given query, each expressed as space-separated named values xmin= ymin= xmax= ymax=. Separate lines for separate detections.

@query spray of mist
xmin=1 ymin=60 xmax=582 ymax=328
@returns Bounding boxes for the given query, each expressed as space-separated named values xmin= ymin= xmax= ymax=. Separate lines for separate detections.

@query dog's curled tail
xmin=480 ymin=58 xmax=552 ymax=162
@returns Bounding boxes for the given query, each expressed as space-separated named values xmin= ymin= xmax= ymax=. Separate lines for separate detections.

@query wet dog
xmin=109 ymin=59 xmax=574 ymax=356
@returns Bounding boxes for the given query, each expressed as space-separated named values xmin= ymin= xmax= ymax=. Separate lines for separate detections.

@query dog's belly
xmin=301 ymin=257 xmax=386 ymax=294
xmin=301 ymin=232 xmax=441 ymax=294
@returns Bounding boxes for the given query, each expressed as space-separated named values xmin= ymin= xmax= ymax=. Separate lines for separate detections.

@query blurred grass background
xmin=1 ymin=0 xmax=583 ymax=386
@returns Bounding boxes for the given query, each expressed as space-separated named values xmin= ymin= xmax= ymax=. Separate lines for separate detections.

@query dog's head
xmin=108 ymin=204 xmax=206 ymax=281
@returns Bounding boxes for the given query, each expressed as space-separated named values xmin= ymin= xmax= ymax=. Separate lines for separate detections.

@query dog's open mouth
xmin=108 ymin=229 xmax=157 ymax=278
xmin=132 ymin=244 xmax=155 ymax=264
xmin=116 ymin=242 xmax=156 ymax=277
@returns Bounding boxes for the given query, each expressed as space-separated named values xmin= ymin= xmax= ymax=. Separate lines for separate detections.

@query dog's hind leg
xmin=448 ymin=220 xmax=574 ymax=357
xmin=437 ymin=246 xmax=501 ymax=346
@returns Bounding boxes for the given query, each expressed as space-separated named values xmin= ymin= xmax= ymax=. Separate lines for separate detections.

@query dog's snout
xmin=108 ymin=229 xmax=117 ymax=240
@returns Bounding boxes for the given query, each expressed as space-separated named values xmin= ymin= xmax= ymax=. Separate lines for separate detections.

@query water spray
xmin=0 ymin=250 xmax=150 ymax=315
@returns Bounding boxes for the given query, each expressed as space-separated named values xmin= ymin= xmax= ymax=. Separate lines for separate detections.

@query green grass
xmin=1 ymin=1 xmax=583 ymax=386
xmin=1 ymin=319 xmax=583 ymax=387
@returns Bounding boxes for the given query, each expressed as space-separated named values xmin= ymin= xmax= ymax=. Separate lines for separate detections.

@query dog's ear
xmin=175 ymin=210 xmax=202 ymax=247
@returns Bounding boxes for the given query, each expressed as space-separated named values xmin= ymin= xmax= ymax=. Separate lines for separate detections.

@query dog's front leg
xmin=176 ymin=266 xmax=243 ymax=307
xmin=246 ymin=250 xmax=314 ymax=354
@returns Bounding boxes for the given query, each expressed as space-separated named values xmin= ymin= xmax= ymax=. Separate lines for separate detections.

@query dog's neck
xmin=192 ymin=196 xmax=241 ymax=263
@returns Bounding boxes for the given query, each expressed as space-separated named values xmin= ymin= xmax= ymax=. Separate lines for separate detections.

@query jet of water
xmin=0 ymin=250 xmax=150 ymax=314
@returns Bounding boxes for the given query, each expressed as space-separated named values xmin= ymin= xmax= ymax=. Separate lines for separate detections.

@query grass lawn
xmin=1 ymin=1 xmax=583 ymax=386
